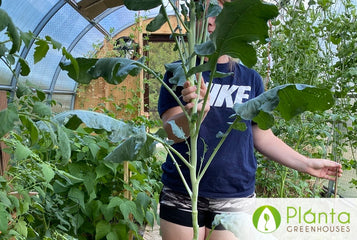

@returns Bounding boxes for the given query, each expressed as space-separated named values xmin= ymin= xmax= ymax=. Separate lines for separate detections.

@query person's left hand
xmin=305 ymin=158 xmax=342 ymax=181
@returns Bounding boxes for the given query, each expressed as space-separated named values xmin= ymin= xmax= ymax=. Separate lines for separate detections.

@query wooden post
xmin=0 ymin=91 xmax=9 ymax=175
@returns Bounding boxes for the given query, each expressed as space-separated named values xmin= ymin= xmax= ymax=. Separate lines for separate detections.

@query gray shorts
xmin=159 ymin=186 xmax=255 ymax=229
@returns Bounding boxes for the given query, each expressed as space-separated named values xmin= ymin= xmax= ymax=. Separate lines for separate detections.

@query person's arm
xmin=252 ymin=125 xmax=342 ymax=181
xmin=161 ymin=80 xmax=210 ymax=143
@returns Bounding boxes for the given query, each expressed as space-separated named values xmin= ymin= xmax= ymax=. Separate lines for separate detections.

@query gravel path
xmin=143 ymin=222 xmax=161 ymax=240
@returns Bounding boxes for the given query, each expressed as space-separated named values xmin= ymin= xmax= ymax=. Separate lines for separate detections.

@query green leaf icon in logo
xmin=252 ymin=205 xmax=281 ymax=233
xmin=264 ymin=213 xmax=270 ymax=231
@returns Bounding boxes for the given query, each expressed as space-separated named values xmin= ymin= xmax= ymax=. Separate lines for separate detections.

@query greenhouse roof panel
xmin=2 ymin=0 xmax=57 ymax=34
xmin=38 ymin=4 xmax=88 ymax=48
xmin=98 ymin=6 xmax=139 ymax=36
xmin=0 ymin=0 xmax=174 ymax=110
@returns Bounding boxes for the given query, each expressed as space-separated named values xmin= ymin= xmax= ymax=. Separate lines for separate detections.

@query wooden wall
xmin=0 ymin=91 xmax=9 ymax=175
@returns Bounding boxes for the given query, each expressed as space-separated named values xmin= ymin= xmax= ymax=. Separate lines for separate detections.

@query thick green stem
xmin=190 ymin=133 xmax=200 ymax=239
xmin=186 ymin=1 xmax=201 ymax=238
xmin=191 ymin=178 xmax=200 ymax=240
xmin=168 ymin=0 xmax=189 ymax=32
xmin=163 ymin=2 xmax=189 ymax=75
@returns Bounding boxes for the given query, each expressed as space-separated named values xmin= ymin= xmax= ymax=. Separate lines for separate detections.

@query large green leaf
xmin=276 ymin=84 xmax=334 ymax=119
xmin=100 ymin=204 xmax=115 ymax=222
xmin=123 ymin=0 xmax=161 ymax=10
xmin=54 ymin=110 xmax=143 ymax=142
xmin=168 ymin=120 xmax=186 ymax=140
xmin=68 ymin=187 xmax=85 ymax=210
xmin=20 ymin=31 xmax=33 ymax=48
xmin=206 ymin=0 xmax=279 ymax=67
xmin=107 ymin=197 xmax=124 ymax=209
xmin=19 ymin=115 xmax=39 ymax=145
xmin=41 ymin=163 xmax=55 ymax=183
xmin=135 ymin=192 xmax=151 ymax=211
xmin=104 ymin=125 xmax=148 ymax=163
xmin=14 ymin=142 xmax=32 ymax=161
xmin=53 ymin=110 xmax=150 ymax=163
xmin=34 ymin=39 xmax=49 ymax=64
xmin=233 ymin=84 xmax=335 ymax=129
xmin=0 ymin=8 xmax=20 ymax=54
xmin=213 ymin=212 xmax=257 ymax=240
xmin=0 ymin=192 xmax=11 ymax=207
xmin=164 ymin=62 xmax=186 ymax=87
xmin=119 ymin=199 xmax=137 ymax=222
xmin=146 ymin=5 xmax=167 ymax=32
xmin=95 ymin=220 xmax=111 ymax=240
xmin=32 ymin=101 xmax=52 ymax=117
xmin=88 ymin=57 xmax=145 ymax=85
xmin=18 ymin=57 xmax=30 ymax=76
xmin=0 ymin=204 xmax=9 ymax=233
xmin=0 ymin=104 xmax=19 ymax=138
xmin=60 ymin=57 xmax=145 ymax=85
xmin=60 ymin=57 xmax=98 ymax=84
xmin=57 ymin=126 xmax=71 ymax=164
xmin=15 ymin=220 xmax=28 ymax=238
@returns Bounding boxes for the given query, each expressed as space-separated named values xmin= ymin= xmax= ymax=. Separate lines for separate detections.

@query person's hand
xmin=181 ymin=79 xmax=210 ymax=116
xmin=305 ymin=158 xmax=343 ymax=181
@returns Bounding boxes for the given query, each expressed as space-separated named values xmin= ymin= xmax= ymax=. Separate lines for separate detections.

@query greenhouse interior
xmin=0 ymin=0 xmax=356 ymax=239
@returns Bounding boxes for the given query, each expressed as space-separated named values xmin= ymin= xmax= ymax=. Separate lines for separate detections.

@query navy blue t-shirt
xmin=158 ymin=61 xmax=264 ymax=198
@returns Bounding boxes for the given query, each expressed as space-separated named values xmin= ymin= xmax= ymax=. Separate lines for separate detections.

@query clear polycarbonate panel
xmin=70 ymin=25 xmax=106 ymax=58
xmin=17 ymin=47 xmax=61 ymax=89
xmin=1 ymin=0 xmax=57 ymax=34
xmin=55 ymin=27 xmax=105 ymax=92
xmin=54 ymin=71 xmax=77 ymax=92
xmin=97 ymin=5 xmax=167 ymax=37
xmin=101 ymin=4 xmax=175 ymax=37
xmin=38 ymin=4 xmax=88 ymax=50
xmin=98 ymin=6 xmax=140 ymax=36
xmin=18 ymin=3 xmax=88 ymax=90
xmin=51 ymin=94 xmax=74 ymax=112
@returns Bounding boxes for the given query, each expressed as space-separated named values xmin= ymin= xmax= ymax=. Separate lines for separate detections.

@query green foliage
xmin=1 ymin=1 xmax=353 ymax=239
xmin=123 ymin=0 xmax=161 ymax=11
xmin=233 ymin=84 xmax=335 ymax=130
xmin=0 ymin=8 xmax=20 ymax=54
xmin=197 ymin=0 xmax=279 ymax=67
xmin=0 ymin=8 xmax=162 ymax=238
xmin=0 ymin=85 xmax=162 ymax=239
xmin=254 ymin=0 xmax=356 ymax=197
xmin=60 ymin=57 xmax=146 ymax=85
xmin=146 ymin=6 xmax=167 ymax=32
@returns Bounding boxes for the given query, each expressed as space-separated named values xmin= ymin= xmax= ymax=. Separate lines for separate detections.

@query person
xmin=157 ymin=1 xmax=343 ymax=239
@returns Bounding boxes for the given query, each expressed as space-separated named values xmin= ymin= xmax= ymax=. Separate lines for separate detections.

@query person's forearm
xmin=257 ymin=136 xmax=308 ymax=172
xmin=162 ymin=107 xmax=190 ymax=143
xmin=252 ymin=126 xmax=309 ymax=173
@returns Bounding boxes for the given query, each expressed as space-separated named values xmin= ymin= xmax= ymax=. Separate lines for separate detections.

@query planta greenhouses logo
xmin=252 ymin=205 xmax=281 ymax=233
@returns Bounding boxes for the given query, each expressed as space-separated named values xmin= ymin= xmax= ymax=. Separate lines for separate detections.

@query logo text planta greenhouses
xmin=286 ymin=206 xmax=351 ymax=233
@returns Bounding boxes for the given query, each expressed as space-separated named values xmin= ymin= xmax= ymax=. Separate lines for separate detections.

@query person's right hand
xmin=181 ymin=79 xmax=210 ymax=116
